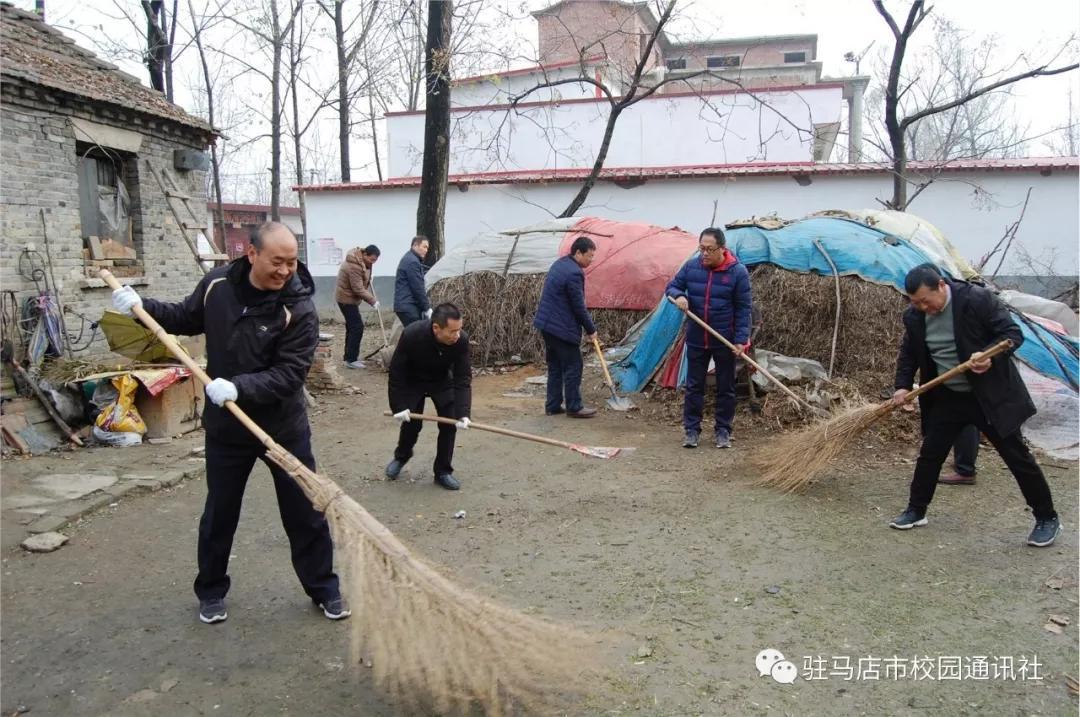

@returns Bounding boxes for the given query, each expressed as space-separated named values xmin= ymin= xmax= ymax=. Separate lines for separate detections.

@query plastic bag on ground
xmin=94 ymin=374 xmax=147 ymax=434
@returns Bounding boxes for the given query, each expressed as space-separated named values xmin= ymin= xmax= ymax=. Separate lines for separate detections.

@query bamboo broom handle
xmin=383 ymin=410 xmax=581 ymax=450
xmin=666 ymin=295 xmax=819 ymax=414
xmin=99 ymin=271 xmax=279 ymax=451
xmin=902 ymin=339 xmax=1014 ymax=402
xmin=591 ymin=336 xmax=617 ymax=388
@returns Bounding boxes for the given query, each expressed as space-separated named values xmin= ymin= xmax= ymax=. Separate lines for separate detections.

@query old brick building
xmin=1 ymin=2 xmax=216 ymax=359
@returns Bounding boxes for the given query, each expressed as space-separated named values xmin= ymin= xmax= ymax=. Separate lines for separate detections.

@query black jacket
xmin=393 ymin=249 xmax=430 ymax=314
xmin=388 ymin=319 xmax=471 ymax=418
xmin=894 ymin=280 xmax=1032 ymax=437
xmin=143 ymin=258 xmax=319 ymax=443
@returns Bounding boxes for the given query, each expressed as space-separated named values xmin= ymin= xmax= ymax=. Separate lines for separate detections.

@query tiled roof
xmin=0 ymin=3 xmax=212 ymax=133
xmin=296 ymin=157 xmax=1079 ymax=193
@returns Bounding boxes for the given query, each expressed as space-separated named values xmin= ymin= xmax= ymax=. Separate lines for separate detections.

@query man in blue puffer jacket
xmin=666 ymin=227 xmax=752 ymax=448
xmin=533 ymin=236 xmax=599 ymax=418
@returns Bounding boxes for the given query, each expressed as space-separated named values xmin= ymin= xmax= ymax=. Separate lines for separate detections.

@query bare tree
xmin=222 ymin=0 xmax=304 ymax=220
xmin=317 ymin=0 xmax=382 ymax=182
xmin=1044 ymin=88 xmax=1079 ymax=156
xmin=141 ymin=1 xmax=176 ymax=99
xmin=186 ymin=0 xmax=228 ymax=250
xmin=415 ymin=0 xmax=453 ymax=264
xmin=872 ymin=0 xmax=1078 ymax=209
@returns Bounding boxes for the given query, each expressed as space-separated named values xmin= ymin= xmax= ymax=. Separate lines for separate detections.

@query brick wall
xmin=536 ymin=1 xmax=660 ymax=76
xmin=1 ymin=79 xmax=210 ymax=360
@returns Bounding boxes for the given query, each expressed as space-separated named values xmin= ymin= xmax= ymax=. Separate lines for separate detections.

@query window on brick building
xmin=706 ymin=55 xmax=740 ymax=69
xmin=666 ymin=58 xmax=687 ymax=70
xmin=76 ymin=143 xmax=138 ymax=260
xmin=784 ymin=51 xmax=807 ymax=63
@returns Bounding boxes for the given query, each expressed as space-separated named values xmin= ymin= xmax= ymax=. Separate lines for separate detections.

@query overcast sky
xmin=13 ymin=0 xmax=1080 ymax=189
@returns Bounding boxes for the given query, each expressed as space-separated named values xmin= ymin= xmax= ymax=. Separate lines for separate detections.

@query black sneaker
xmin=715 ymin=429 xmax=731 ymax=449
xmin=317 ymin=596 xmax=352 ymax=620
xmin=199 ymin=598 xmax=228 ymax=624
xmin=682 ymin=430 xmax=700 ymax=448
xmin=435 ymin=473 xmax=460 ymax=490
xmin=385 ymin=458 xmax=406 ymax=480
xmin=889 ymin=509 xmax=928 ymax=530
xmin=1027 ymin=516 xmax=1061 ymax=547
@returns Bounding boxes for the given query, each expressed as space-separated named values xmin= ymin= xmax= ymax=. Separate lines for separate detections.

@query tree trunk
xmin=143 ymin=1 xmax=167 ymax=95
xmin=189 ymin=0 xmax=226 ymax=252
xmin=369 ymin=90 xmax=382 ymax=181
xmin=883 ymin=33 xmax=909 ymax=209
xmin=270 ymin=0 xmax=283 ymax=221
xmin=290 ymin=8 xmax=308 ymax=243
xmin=559 ymin=105 xmax=622 ymax=218
xmin=415 ymin=0 xmax=452 ymax=264
xmin=334 ymin=1 xmax=350 ymax=182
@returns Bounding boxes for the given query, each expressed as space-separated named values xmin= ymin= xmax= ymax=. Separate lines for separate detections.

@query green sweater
xmin=924 ymin=290 xmax=971 ymax=392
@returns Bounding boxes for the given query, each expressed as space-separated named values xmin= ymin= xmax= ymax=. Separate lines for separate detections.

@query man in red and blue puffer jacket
xmin=666 ymin=227 xmax=752 ymax=449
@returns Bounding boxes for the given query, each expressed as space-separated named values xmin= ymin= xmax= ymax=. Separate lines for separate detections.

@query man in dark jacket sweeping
xmin=666 ymin=227 xmax=752 ymax=449
xmin=889 ymin=264 xmax=1060 ymax=547
xmin=385 ymin=303 xmax=472 ymax=490
xmin=393 ymin=235 xmax=431 ymax=327
xmin=533 ymin=236 xmax=599 ymax=418
xmin=111 ymin=222 xmax=348 ymax=624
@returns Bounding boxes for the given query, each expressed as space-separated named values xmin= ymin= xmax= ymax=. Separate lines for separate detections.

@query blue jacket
xmin=393 ymin=249 xmax=430 ymax=314
xmin=533 ymin=255 xmax=597 ymax=344
xmin=666 ymin=250 xmax=752 ymax=348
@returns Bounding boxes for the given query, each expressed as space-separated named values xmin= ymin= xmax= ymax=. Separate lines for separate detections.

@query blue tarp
xmin=612 ymin=217 xmax=1079 ymax=391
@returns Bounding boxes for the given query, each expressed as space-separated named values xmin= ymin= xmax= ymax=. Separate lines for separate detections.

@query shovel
xmin=591 ymin=336 xmax=636 ymax=411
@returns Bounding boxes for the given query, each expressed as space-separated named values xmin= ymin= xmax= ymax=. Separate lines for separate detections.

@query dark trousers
xmin=195 ymin=430 xmax=339 ymax=602
xmin=542 ymin=331 xmax=584 ymax=413
xmin=683 ymin=343 xmax=736 ymax=435
xmin=952 ymin=424 xmax=980 ymax=477
xmin=396 ymin=309 xmax=421 ymax=327
xmin=395 ymin=390 xmax=457 ymax=476
xmin=908 ymin=389 xmax=1056 ymax=520
xmin=338 ymin=302 xmax=364 ymax=363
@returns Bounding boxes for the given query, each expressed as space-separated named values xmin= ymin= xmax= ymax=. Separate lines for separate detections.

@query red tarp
xmin=558 ymin=217 xmax=697 ymax=311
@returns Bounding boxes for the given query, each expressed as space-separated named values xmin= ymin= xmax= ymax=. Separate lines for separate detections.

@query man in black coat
xmin=111 ymin=222 xmax=348 ymax=624
xmin=889 ymin=264 xmax=1060 ymax=547
xmin=384 ymin=303 xmax=472 ymax=490
xmin=393 ymin=235 xmax=431 ymax=327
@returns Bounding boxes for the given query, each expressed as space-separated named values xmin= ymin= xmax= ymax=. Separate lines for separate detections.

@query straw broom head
xmin=753 ymin=402 xmax=892 ymax=493
xmin=270 ymin=447 xmax=604 ymax=715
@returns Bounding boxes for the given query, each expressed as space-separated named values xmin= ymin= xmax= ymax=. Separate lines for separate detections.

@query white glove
xmin=205 ymin=378 xmax=238 ymax=406
xmin=393 ymin=409 xmax=411 ymax=423
xmin=372 ymin=301 xmax=380 ymax=310
xmin=455 ymin=417 xmax=471 ymax=430
xmin=112 ymin=286 xmax=142 ymax=316
xmin=423 ymin=308 xmax=433 ymax=319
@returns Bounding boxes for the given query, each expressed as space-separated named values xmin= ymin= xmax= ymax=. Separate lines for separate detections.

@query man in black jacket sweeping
xmin=384 ymin=303 xmax=472 ymax=490
xmin=889 ymin=264 xmax=1060 ymax=547
xmin=111 ymin=222 xmax=349 ymax=624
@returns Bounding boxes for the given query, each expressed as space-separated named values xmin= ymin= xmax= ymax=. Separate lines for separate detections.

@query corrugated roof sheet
xmin=296 ymin=157 xmax=1079 ymax=193
xmin=0 ymin=3 xmax=212 ymax=133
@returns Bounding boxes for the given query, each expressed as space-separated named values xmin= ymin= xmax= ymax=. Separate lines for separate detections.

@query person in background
xmin=533 ymin=236 xmax=599 ymax=419
xmin=941 ymin=425 xmax=980 ymax=485
xmin=393 ymin=235 xmax=431 ymax=327
xmin=385 ymin=303 xmax=472 ymax=491
xmin=334 ymin=244 xmax=380 ymax=369
xmin=666 ymin=227 xmax=752 ymax=449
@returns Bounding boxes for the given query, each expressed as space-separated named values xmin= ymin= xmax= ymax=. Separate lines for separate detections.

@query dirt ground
xmin=2 ymin=327 xmax=1078 ymax=716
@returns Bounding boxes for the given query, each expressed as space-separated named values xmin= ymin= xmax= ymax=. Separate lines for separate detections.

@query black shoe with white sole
xmin=1027 ymin=516 xmax=1061 ymax=547
xmin=889 ymin=509 xmax=928 ymax=530
xmin=317 ymin=596 xmax=352 ymax=620
xmin=682 ymin=430 xmax=700 ymax=448
xmin=199 ymin=598 xmax=228 ymax=624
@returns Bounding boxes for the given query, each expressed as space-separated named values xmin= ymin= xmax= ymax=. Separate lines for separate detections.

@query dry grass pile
xmin=430 ymin=273 xmax=648 ymax=367
xmin=749 ymin=265 xmax=907 ymax=393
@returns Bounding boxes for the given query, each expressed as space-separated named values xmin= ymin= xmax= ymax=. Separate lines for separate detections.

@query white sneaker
xmin=344 ymin=360 xmax=365 ymax=369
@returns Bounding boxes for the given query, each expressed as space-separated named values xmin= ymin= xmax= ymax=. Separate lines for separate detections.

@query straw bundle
xmin=429 ymin=273 xmax=648 ymax=366
xmin=753 ymin=402 xmax=893 ymax=492
xmin=271 ymin=446 xmax=601 ymax=715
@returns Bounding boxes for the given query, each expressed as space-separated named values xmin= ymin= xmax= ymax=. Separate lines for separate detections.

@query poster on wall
xmin=314 ymin=237 xmax=343 ymax=269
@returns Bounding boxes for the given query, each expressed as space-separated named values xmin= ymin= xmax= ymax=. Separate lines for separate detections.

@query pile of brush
xmin=429 ymin=272 xmax=649 ymax=367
